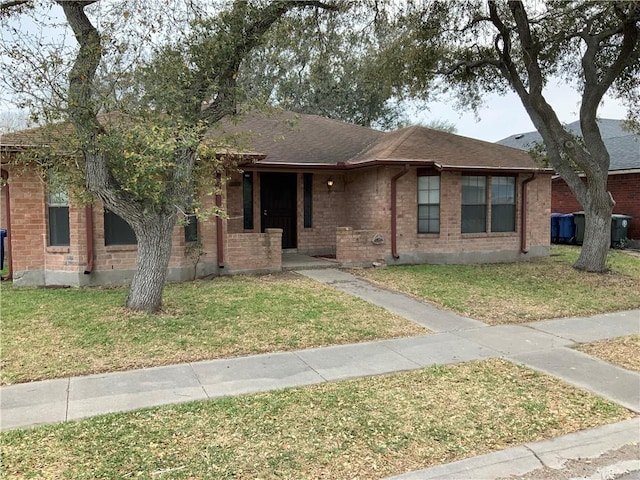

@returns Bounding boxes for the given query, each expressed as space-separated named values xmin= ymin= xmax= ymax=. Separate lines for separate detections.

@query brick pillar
xmin=265 ymin=228 xmax=283 ymax=269
xmin=335 ymin=227 xmax=352 ymax=263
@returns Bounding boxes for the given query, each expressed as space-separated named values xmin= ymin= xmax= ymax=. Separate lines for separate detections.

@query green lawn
xmin=355 ymin=246 xmax=640 ymax=324
xmin=1 ymin=359 xmax=631 ymax=480
xmin=0 ymin=274 xmax=425 ymax=385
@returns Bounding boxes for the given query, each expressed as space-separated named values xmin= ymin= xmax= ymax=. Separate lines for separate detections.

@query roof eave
xmin=242 ymin=158 xmax=551 ymax=173
xmin=552 ymin=168 xmax=640 ymax=179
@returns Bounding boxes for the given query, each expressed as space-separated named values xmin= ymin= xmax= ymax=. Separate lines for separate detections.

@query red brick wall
xmin=4 ymin=161 xmax=554 ymax=284
xmin=343 ymin=167 xmax=390 ymax=231
xmin=3 ymin=168 xmax=46 ymax=274
xmin=552 ymin=173 xmax=640 ymax=239
xmin=336 ymin=228 xmax=387 ymax=264
xmin=394 ymin=170 xmax=550 ymax=254
xmin=297 ymin=172 xmax=346 ymax=254
xmin=224 ymin=228 xmax=282 ymax=272
xmin=336 ymin=168 xmax=551 ymax=265
xmin=3 ymin=164 xmax=221 ymax=284
xmin=226 ymin=172 xmax=247 ymax=235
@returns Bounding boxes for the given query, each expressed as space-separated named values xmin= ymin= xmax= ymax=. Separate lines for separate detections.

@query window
xmin=184 ymin=216 xmax=198 ymax=242
xmin=491 ymin=177 xmax=516 ymax=232
xmin=418 ymin=175 xmax=440 ymax=233
xmin=243 ymin=172 xmax=253 ymax=230
xmin=104 ymin=209 xmax=137 ymax=245
xmin=461 ymin=175 xmax=487 ymax=233
xmin=47 ymin=189 xmax=70 ymax=246
xmin=303 ymin=173 xmax=313 ymax=228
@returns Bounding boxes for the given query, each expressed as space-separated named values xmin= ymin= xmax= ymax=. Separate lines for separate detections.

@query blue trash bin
xmin=550 ymin=213 xmax=562 ymax=243
xmin=0 ymin=228 xmax=6 ymax=271
xmin=557 ymin=214 xmax=576 ymax=243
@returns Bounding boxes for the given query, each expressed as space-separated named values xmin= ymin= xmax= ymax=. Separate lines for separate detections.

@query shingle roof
xmin=215 ymin=112 xmax=542 ymax=171
xmin=0 ymin=112 xmax=128 ymax=152
xmin=211 ymin=110 xmax=384 ymax=166
xmin=496 ymin=119 xmax=640 ymax=171
xmin=2 ymin=110 xmax=544 ymax=172
xmin=349 ymin=125 xmax=540 ymax=170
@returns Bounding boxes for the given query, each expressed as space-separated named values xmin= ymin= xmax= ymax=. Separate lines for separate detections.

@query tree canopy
xmin=237 ymin=3 xmax=408 ymax=129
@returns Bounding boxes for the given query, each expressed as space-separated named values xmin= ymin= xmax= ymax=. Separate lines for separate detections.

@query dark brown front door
xmin=260 ymin=173 xmax=297 ymax=249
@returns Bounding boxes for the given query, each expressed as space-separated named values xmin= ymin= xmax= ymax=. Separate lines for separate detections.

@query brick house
xmin=498 ymin=119 xmax=639 ymax=240
xmin=1 ymin=111 xmax=552 ymax=286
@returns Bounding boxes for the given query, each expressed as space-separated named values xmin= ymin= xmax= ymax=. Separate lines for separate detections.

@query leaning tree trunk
xmin=126 ymin=214 xmax=177 ymax=312
xmin=573 ymin=180 xmax=614 ymax=272
xmin=576 ymin=205 xmax=613 ymax=271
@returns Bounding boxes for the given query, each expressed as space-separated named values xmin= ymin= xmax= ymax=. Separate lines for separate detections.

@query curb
xmin=387 ymin=417 xmax=640 ymax=479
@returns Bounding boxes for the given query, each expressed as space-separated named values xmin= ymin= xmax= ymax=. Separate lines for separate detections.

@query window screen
xmin=461 ymin=175 xmax=487 ymax=233
xmin=491 ymin=177 xmax=516 ymax=232
xmin=417 ymin=175 xmax=440 ymax=233
xmin=104 ymin=209 xmax=137 ymax=245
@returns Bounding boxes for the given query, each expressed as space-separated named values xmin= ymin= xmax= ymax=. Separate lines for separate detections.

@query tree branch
xmin=58 ymin=0 xmax=102 ymax=134
xmin=439 ymin=58 xmax=500 ymax=75
xmin=581 ymin=5 xmax=639 ymax=116
xmin=200 ymin=0 xmax=339 ymax=124
xmin=487 ymin=1 xmax=527 ymax=96
xmin=0 ymin=0 xmax=30 ymax=10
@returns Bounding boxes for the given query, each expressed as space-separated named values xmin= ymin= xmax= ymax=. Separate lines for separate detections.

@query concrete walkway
xmin=1 ymin=269 xmax=639 ymax=479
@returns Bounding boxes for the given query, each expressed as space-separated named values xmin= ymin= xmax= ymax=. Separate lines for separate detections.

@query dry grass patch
xmin=355 ymin=246 xmax=640 ymax=324
xmin=0 ymin=273 xmax=425 ymax=385
xmin=575 ymin=335 xmax=640 ymax=372
xmin=1 ymin=358 xmax=632 ymax=479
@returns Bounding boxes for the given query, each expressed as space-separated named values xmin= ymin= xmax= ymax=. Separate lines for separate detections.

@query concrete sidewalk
xmin=1 ymin=269 xmax=639 ymax=479
xmin=388 ymin=417 xmax=640 ymax=480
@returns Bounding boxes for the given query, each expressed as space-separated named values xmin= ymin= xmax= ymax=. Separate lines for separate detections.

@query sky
xmin=413 ymin=83 xmax=628 ymax=143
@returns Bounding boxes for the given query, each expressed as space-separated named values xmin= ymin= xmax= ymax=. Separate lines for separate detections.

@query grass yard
xmin=0 ymin=274 xmax=425 ymax=385
xmin=355 ymin=246 xmax=640 ymax=324
xmin=575 ymin=335 xmax=640 ymax=373
xmin=1 ymin=358 xmax=632 ymax=480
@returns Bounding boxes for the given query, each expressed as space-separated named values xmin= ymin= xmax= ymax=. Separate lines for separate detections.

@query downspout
xmin=216 ymin=179 xmax=224 ymax=269
xmin=1 ymin=169 xmax=12 ymax=280
xmin=84 ymin=205 xmax=94 ymax=274
xmin=521 ymin=173 xmax=536 ymax=254
xmin=391 ymin=164 xmax=410 ymax=259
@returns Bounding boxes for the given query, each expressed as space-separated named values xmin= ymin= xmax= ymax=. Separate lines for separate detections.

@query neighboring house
xmin=497 ymin=119 xmax=640 ymax=240
xmin=0 ymin=111 xmax=552 ymax=287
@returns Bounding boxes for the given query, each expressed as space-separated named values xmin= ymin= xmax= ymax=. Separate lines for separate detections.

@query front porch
xmin=221 ymin=226 xmax=388 ymax=276
xmin=281 ymin=252 xmax=339 ymax=271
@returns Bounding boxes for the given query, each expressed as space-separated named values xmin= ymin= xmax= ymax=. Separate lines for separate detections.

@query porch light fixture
xmin=327 ymin=178 xmax=334 ymax=191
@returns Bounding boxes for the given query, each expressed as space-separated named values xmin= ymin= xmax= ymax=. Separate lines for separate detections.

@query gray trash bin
xmin=573 ymin=212 xmax=633 ymax=248
xmin=611 ymin=214 xmax=632 ymax=248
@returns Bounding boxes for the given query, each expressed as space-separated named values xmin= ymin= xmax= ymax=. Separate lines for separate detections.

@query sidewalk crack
xmin=189 ymin=363 xmax=210 ymax=399
xmin=523 ymin=444 xmax=546 ymax=468
xmin=65 ymin=378 xmax=71 ymax=422
xmin=294 ymin=353 xmax=329 ymax=382
xmin=523 ymin=323 xmax=578 ymax=345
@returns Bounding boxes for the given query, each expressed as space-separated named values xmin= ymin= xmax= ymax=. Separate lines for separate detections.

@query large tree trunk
xmin=573 ymin=172 xmax=614 ymax=271
xmin=576 ymin=204 xmax=613 ymax=271
xmin=126 ymin=214 xmax=176 ymax=312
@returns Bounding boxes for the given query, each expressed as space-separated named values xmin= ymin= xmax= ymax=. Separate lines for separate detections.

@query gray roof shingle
xmin=496 ymin=119 xmax=640 ymax=171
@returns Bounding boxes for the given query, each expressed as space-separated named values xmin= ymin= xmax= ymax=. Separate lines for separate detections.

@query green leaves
xmin=96 ymin=118 xmax=200 ymax=207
